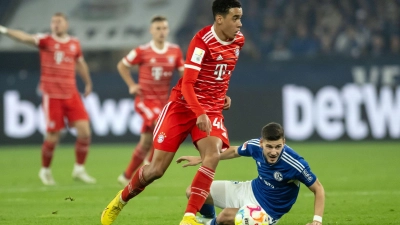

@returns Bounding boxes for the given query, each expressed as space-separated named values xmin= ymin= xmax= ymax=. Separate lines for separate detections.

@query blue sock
xmin=210 ymin=218 xmax=218 ymax=225
xmin=199 ymin=204 xmax=216 ymax=218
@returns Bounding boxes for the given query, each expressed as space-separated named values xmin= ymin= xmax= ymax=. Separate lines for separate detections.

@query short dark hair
xmin=53 ymin=12 xmax=68 ymax=21
xmin=212 ymin=0 xmax=242 ymax=19
xmin=151 ymin=15 xmax=167 ymax=23
xmin=261 ymin=122 xmax=285 ymax=141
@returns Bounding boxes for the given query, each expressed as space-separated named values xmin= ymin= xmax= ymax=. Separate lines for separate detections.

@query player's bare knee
xmin=77 ymin=127 xmax=91 ymax=139
xmin=77 ymin=133 xmax=91 ymax=140
xmin=45 ymin=132 xmax=60 ymax=143
xmin=202 ymin=152 xmax=220 ymax=167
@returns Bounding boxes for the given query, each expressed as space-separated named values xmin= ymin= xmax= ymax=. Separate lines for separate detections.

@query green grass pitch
xmin=0 ymin=141 xmax=399 ymax=225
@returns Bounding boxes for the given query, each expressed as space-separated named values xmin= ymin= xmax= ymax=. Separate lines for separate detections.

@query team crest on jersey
xmin=168 ymin=56 xmax=175 ymax=64
xmin=274 ymin=171 xmax=283 ymax=181
xmin=235 ymin=47 xmax=240 ymax=57
xmin=157 ymin=132 xmax=166 ymax=143
xmin=150 ymin=58 xmax=156 ymax=63
xmin=70 ymin=44 xmax=76 ymax=52
xmin=54 ymin=43 xmax=60 ymax=49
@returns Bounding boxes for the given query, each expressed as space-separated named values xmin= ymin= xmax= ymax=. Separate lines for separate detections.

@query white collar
xmin=51 ymin=34 xmax=71 ymax=43
xmin=150 ymin=40 xmax=169 ymax=54
xmin=211 ymin=25 xmax=235 ymax=45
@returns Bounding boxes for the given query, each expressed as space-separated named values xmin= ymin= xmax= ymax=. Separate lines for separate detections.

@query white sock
xmin=41 ymin=167 xmax=51 ymax=172
xmin=74 ymin=164 xmax=84 ymax=171
xmin=119 ymin=195 xmax=127 ymax=204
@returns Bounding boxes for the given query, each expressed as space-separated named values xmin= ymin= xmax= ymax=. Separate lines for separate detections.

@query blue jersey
xmin=237 ymin=138 xmax=317 ymax=220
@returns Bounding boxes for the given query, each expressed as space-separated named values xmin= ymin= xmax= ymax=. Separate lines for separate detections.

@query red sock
xmin=124 ymin=144 xmax=147 ymax=178
xmin=121 ymin=165 xmax=151 ymax=202
xmin=75 ymin=138 xmax=90 ymax=165
xmin=147 ymin=146 xmax=154 ymax=162
xmin=41 ymin=141 xmax=56 ymax=167
xmin=185 ymin=166 xmax=215 ymax=214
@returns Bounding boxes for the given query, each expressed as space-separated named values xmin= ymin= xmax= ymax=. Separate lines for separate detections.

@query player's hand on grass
xmin=223 ymin=95 xmax=231 ymax=110
xmin=196 ymin=114 xmax=211 ymax=136
xmin=176 ymin=156 xmax=202 ymax=167
xmin=129 ymin=84 xmax=141 ymax=95
xmin=84 ymin=83 xmax=92 ymax=97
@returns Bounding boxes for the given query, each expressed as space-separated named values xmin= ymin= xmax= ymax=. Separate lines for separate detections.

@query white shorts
xmin=209 ymin=180 xmax=279 ymax=225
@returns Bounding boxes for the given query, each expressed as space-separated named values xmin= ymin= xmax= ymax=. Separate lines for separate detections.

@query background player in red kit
xmin=101 ymin=1 xmax=244 ymax=225
xmin=116 ymin=16 xmax=184 ymax=186
xmin=0 ymin=13 xmax=96 ymax=185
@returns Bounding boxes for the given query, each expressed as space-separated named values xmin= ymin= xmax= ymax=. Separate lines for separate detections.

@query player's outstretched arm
xmin=176 ymin=156 xmax=202 ymax=167
xmin=117 ymin=60 xmax=141 ymax=95
xmin=0 ymin=25 xmax=36 ymax=46
xmin=306 ymin=179 xmax=325 ymax=225
xmin=76 ymin=58 xmax=92 ymax=97
xmin=220 ymin=146 xmax=240 ymax=160
xmin=176 ymin=146 xmax=241 ymax=167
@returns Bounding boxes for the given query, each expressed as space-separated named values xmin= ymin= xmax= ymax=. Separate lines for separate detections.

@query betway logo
xmin=3 ymin=91 xmax=142 ymax=138
xmin=283 ymin=84 xmax=400 ymax=140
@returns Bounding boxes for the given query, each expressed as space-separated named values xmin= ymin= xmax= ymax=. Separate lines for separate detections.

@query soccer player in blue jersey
xmin=177 ymin=122 xmax=325 ymax=225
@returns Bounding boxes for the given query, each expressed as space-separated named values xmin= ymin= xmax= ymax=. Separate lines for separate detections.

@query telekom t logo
xmin=152 ymin=66 xmax=163 ymax=80
xmin=54 ymin=51 xmax=64 ymax=65
xmin=214 ymin=64 xmax=228 ymax=80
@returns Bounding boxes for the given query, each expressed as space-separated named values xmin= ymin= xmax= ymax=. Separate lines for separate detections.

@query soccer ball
xmin=235 ymin=204 xmax=269 ymax=225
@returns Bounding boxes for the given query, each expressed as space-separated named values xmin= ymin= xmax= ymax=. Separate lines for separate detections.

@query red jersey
xmin=169 ymin=25 xmax=245 ymax=116
xmin=34 ymin=34 xmax=83 ymax=99
xmin=122 ymin=40 xmax=184 ymax=106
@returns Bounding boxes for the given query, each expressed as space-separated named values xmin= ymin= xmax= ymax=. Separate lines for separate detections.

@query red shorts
xmin=134 ymin=98 xmax=164 ymax=133
xmin=42 ymin=92 xmax=89 ymax=132
xmin=153 ymin=101 xmax=230 ymax=152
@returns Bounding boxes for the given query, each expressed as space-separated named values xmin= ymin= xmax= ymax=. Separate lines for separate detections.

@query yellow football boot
xmin=179 ymin=215 xmax=203 ymax=225
xmin=101 ymin=190 xmax=126 ymax=225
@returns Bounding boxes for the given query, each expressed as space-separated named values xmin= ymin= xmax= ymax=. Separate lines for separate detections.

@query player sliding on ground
xmin=177 ymin=122 xmax=325 ymax=225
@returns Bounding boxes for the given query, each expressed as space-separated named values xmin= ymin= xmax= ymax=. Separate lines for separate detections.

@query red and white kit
xmin=35 ymin=34 xmax=88 ymax=131
xmin=153 ymin=25 xmax=245 ymax=151
xmin=122 ymin=40 xmax=184 ymax=132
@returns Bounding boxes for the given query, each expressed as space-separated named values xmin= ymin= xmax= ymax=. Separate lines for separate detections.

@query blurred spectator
xmin=176 ymin=0 xmax=400 ymax=60
xmin=334 ymin=25 xmax=368 ymax=57
xmin=268 ymin=40 xmax=292 ymax=61
xmin=289 ymin=23 xmax=319 ymax=56
xmin=369 ymin=33 xmax=386 ymax=57
xmin=389 ymin=34 xmax=400 ymax=54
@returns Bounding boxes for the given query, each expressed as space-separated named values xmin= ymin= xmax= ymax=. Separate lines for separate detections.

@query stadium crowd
xmin=177 ymin=0 xmax=400 ymax=60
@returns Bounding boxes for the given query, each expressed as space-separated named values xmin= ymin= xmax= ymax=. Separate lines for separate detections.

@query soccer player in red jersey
xmin=116 ymin=16 xmax=184 ymax=186
xmin=0 ymin=13 xmax=96 ymax=185
xmin=101 ymin=1 xmax=244 ymax=224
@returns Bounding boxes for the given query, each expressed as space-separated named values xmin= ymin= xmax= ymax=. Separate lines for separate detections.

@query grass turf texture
xmin=0 ymin=141 xmax=399 ymax=225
